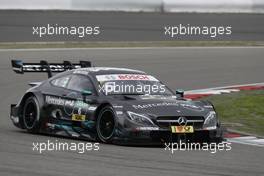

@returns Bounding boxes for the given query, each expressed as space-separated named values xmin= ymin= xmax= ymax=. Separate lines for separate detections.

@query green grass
xmin=0 ymin=41 xmax=264 ymax=49
xmin=202 ymin=90 xmax=264 ymax=136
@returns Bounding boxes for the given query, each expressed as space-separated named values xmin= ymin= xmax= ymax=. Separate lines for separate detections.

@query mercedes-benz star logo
xmin=178 ymin=116 xmax=187 ymax=126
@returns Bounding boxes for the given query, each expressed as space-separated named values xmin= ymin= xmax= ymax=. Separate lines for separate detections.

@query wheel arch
xmin=19 ymin=92 xmax=44 ymax=110
xmin=94 ymin=102 xmax=112 ymax=121
xmin=18 ymin=91 xmax=45 ymax=126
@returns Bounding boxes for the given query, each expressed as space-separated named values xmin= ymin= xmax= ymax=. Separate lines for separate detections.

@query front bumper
xmin=10 ymin=104 xmax=22 ymax=128
xmin=113 ymin=127 xmax=223 ymax=145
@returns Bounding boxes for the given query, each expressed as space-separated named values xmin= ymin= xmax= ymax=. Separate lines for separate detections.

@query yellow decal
xmin=72 ymin=114 xmax=85 ymax=121
xmin=171 ymin=126 xmax=194 ymax=133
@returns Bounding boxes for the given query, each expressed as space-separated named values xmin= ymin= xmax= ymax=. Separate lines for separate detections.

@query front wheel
xmin=22 ymin=96 xmax=41 ymax=133
xmin=96 ymin=106 xmax=116 ymax=143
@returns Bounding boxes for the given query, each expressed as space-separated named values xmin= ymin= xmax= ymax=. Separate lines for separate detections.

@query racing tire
xmin=96 ymin=106 xmax=116 ymax=143
xmin=22 ymin=96 xmax=41 ymax=133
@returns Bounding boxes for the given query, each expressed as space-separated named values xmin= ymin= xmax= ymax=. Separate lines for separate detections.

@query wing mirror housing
xmin=176 ymin=89 xmax=184 ymax=99
xmin=81 ymin=90 xmax=93 ymax=96
xmin=81 ymin=90 xmax=97 ymax=104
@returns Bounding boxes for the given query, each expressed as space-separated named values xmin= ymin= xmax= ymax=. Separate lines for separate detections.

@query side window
xmin=51 ymin=76 xmax=70 ymax=88
xmin=67 ymin=75 xmax=94 ymax=92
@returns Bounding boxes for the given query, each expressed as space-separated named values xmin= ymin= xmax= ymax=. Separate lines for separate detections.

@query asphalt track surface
xmin=0 ymin=47 xmax=264 ymax=176
xmin=0 ymin=10 xmax=264 ymax=41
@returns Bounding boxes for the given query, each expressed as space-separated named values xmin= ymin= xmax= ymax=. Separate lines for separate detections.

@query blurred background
xmin=0 ymin=0 xmax=264 ymax=43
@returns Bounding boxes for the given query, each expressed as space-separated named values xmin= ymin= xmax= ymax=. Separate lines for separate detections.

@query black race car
xmin=10 ymin=60 xmax=223 ymax=145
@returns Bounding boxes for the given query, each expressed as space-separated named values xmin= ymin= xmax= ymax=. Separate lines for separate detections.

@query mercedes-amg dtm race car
xmin=10 ymin=60 xmax=223 ymax=145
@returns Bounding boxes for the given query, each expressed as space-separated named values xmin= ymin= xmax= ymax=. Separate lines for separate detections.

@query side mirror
xmin=81 ymin=90 xmax=97 ymax=104
xmin=81 ymin=90 xmax=92 ymax=96
xmin=176 ymin=89 xmax=184 ymax=98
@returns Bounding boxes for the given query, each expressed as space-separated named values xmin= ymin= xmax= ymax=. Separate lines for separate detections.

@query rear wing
xmin=11 ymin=60 xmax=92 ymax=78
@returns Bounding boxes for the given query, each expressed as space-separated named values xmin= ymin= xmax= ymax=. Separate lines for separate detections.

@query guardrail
xmin=0 ymin=0 xmax=263 ymax=13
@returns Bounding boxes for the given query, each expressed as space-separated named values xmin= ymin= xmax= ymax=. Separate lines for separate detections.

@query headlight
xmin=127 ymin=111 xmax=155 ymax=126
xmin=203 ymin=111 xmax=217 ymax=129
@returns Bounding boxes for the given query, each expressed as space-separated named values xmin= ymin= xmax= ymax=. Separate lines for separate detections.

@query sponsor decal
xmin=135 ymin=127 xmax=159 ymax=131
xmin=204 ymin=105 xmax=214 ymax=108
xmin=116 ymin=111 xmax=123 ymax=115
xmin=72 ymin=114 xmax=86 ymax=121
xmin=23 ymin=64 xmax=77 ymax=72
xmin=64 ymin=99 xmax=75 ymax=107
xmin=46 ymin=95 xmax=75 ymax=107
xmin=46 ymin=96 xmax=65 ymax=106
xmin=132 ymin=102 xmax=179 ymax=109
xmin=46 ymin=96 xmax=89 ymax=109
xmin=118 ymin=74 xmax=150 ymax=80
xmin=96 ymin=74 xmax=158 ymax=82
xmin=113 ymin=105 xmax=123 ymax=108
xmin=180 ymin=103 xmax=204 ymax=111
xmin=45 ymin=96 xmax=90 ymax=117
xmin=75 ymin=101 xmax=89 ymax=109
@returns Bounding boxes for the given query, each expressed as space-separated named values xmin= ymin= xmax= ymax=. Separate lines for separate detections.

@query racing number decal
xmin=72 ymin=114 xmax=86 ymax=121
xmin=171 ymin=126 xmax=194 ymax=133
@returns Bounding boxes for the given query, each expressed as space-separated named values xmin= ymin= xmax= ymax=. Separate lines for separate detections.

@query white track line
xmin=231 ymin=136 xmax=257 ymax=140
xmin=186 ymin=82 xmax=264 ymax=94
xmin=227 ymin=136 xmax=264 ymax=147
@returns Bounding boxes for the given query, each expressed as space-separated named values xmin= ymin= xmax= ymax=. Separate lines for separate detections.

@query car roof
xmin=51 ymin=67 xmax=146 ymax=79
xmin=72 ymin=67 xmax=146 ymax=75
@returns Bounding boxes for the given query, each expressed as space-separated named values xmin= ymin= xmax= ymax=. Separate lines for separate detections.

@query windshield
xmin=96 ymin=74 xmax=173 ymax=96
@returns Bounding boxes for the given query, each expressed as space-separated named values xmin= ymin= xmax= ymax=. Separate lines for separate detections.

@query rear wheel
xmin=96 ymin=106 xmax=116 ymax=143
xmin=22 ymin=96 xmax=41 ymax=133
